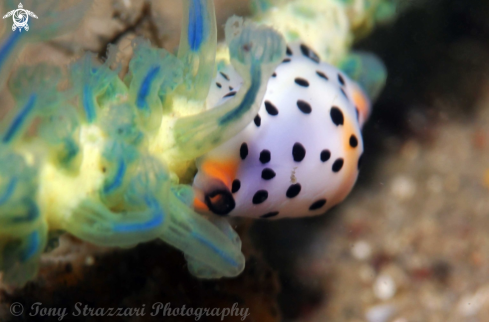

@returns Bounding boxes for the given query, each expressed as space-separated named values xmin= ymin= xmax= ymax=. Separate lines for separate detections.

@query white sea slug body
xmin=194 ymin=42 xmax=373 ymax=219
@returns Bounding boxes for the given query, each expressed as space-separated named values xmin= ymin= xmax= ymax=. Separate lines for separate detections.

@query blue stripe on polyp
xmin=2 ymin=94 xmax=37 ymax=143
xmin=191 ymin=231 xmax=239 ymax=267
xmin=12 ymin=201 xmax=40 ymax=224
xmin=22 ymin=231 xmax=40 ymax=261
xmin=0 ymin=31 xmax=22 ymax=69
xmin=83 ymin=85 xmax=96 ymax=123
xmin=188 ymin=0 xmax=205 ymax=51
xmin=136 ymin=65 xmax=160 ymax=110
xmin=112 ymin=196 xmax=165 ymax=232
xmin=113 ymin=214 xmax=163 ymax=232
xmin=61 ymin=138 xmax=80 ymax=164
xmin=0 ymin=178 xmax=17 ymax=205
xmin=103 ymin=159 xmax=126 ymax=194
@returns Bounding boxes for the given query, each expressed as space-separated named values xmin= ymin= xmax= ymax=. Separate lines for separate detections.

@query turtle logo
xmin=2 ymin=3 xmax=38 ymax=32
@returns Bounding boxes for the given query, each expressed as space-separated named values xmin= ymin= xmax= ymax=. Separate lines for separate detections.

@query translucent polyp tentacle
xmin=207 ymin=216 xmax=242 ymax=249
xmin=1 ymin=94 xmax=37 ymax=144
xmin=183 ymin=215 xmax=243 ymax=278
xmin=0 ymin=220 xmax=48 ymax=287
xmin=159 ymin=190 xmax=245 ymax=278
xmin=0 ymin=150 xmax=39 ymax=231
xmin=1 ymin=64 xmax=63 ymax=145
xmin=126 ymin=38 xmax=184 ymax=131
xmin=0 ymin=198 xmax=41 ymax=235
xmin=0 ymin=31 xmax=22 ymax=89
xmin=98 ymin=77 xmax=129 ymax=108
xmin=62 ymin=155 xmax=171 ymax=247
xmin=0 ymin=0 xmax=92 ymax=88
xmin=71 ymin=53 xmax=120 ymax=123
xmin=173 ymin=17 xmax=286 ymax=160
xmin=161 ymin=185 xmax=243 ymax=278
xmin=100 ymin=103 xmax=144 ymax=146
xmin=39 ymin=105 xmax=82 ymax=172
xmin=65 ymin=195 xmax=168 ymax=247
xmin=98 ymin=103 xmax=143 ymax=204
xmin=177 ymin=0 xmax=217 ymax=101
xmin=0 ymin=178 xmax=17 ymax=206
xmin=338 ymin=51 xmax=387 ymax=101
xmin=100 ymin=141 xmax=139 ymax=205
xmin=0 ymin=149 xmax=47 ymax=286
xmin=171 ymin=184 xmax=195 ymax=207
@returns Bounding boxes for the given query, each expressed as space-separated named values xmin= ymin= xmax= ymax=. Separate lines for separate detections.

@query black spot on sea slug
xmin=297 ymin=100 xmax=312 ymax=114
xmin=254 ymin=114 xmax=261 ymax=127
xmin=286 ymin=46 xmax=292 ymax=56
xmin=320 ymin=150 xmax=331 ymax=162
xmin=282 ymin=58 xmax=291 ymax=63
xmin=316 ymin=70 xmax=328 ymax=80
xmin=240 ymin=143 xmax=248 ymax=160
xmin=286 ymin=183 xmax=301 ymax=198
xmin=220 ymin=72 xmax=230 ymax=81
xmin=309 ymin=199 xmax=326 ymax=210
xmin=272 ymin=72 xmax=277 ymax=78
xmin=294 ymin=78 xmax=309 ymax=87
xmin=292 ymin=143 xmax=306 ymax=162
xmin=300 ymin=44 xmax=320 ymax=63
xmin=260 ymin=211 xmax=279 ymax=219
xmin=216 ymin=82 xmax=222 ymax=88
xmin=252 ymin=190 xmax=268 ymax=204
xmin=330 ymin=107 xmax=344 ymax=126
xmin=349 ymin=135 xmax=358 ymax=148
xmin=265 ymin=101 xmax=279 ymax=116
xmin=223 ymin=91 xmax=237 ymax=98
xmin=205 ymin=189 xmax=235 ymax=216
xmin=261 ymin=168 xmax=276 ymax=180
xmin=332 ymin=158 xmax=344 ymax=172
xmin=232 ymin=179 xmax=241 ymax=193
xmin=338 ymin=74 xmax=345 ymax=86
xmin=259 ymin=150 xmax=271 ymax=164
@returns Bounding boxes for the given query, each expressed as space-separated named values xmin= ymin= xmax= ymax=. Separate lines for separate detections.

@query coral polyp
xmin=0 ymin=0 xmax=390 ymax=286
